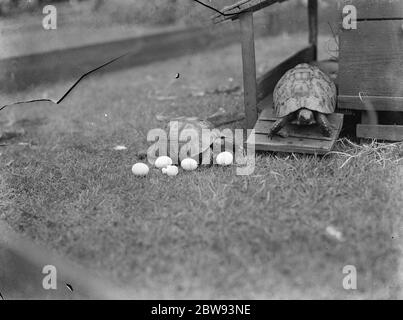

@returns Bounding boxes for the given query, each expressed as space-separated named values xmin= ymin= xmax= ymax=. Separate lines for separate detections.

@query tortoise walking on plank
xmin=268 ymin=63 xmax=337 ymax=138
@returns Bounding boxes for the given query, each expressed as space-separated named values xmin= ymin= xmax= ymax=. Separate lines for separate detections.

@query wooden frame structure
xmin=213 ymin=0 xmax=344 ymax=154
xmin=215 ymin=0 xmax=319 ymax=129
xmin=337 ymin=0 xmax=403 ymax=141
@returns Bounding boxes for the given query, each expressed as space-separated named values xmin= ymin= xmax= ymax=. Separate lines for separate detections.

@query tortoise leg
xmin=315 ymin=112 xmax=332 ymax=137
xmin=268 ymin=114 xmax=293 ymax=139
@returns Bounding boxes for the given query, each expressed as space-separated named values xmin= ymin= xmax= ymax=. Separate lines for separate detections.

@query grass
xmin=0 ymin=34 xmax=402 ymax=299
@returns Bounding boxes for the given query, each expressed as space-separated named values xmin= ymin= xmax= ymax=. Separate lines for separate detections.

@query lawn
xmin=0 ymin=33 xmax=402 ymax=299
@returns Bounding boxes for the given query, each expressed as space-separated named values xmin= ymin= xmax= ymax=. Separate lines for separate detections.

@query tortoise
xmin=162 ymin=116 xmax=226 ymax=162
xmin=139 ymin=112 xmax=243 ymax=163
xmin=268 ymin=63 xmax=337 ymax=139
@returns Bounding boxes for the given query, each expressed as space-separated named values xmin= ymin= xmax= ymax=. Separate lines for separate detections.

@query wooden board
xmin=213 ymin=0 xmax=286 ymax=23
xmin=256 ymin=45 xmax=316 ymax=102
xmin=339 ymin=0 xmax=403 ymax=20
xmin=247 ymin=108 xmax=344 ymax=154
xmin=338 ymin=95 xmax=403 ymax=111
xmin=240 ymin=12 xmax=258 ymax=129
xmin=338 ymin=21 xmax=403 ymax=101
xmin=357 ymin=124 xmax=403 ymax=141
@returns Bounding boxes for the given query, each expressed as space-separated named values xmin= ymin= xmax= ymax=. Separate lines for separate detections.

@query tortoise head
xmin=296 ymin=108 xmax=315 ymax=125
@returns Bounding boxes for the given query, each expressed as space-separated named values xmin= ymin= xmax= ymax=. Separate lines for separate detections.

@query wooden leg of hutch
xmin=308 ymin=0 xmax=318 ymax=61
xmin=239 ymin=11 xmax=258 ymax=129
xmin=359 ymin=111 xmax=373 ymax=143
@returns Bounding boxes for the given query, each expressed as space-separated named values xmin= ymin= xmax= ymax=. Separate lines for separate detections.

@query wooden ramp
xmin=247 ymin=107 xmax=344 ymax=155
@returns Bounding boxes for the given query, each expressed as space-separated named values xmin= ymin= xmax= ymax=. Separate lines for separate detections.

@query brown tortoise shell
xmin=273 ymin=63 xmax=337 ymax=118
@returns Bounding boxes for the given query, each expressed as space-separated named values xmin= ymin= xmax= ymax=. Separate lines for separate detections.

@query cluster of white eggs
xmin=131 ymin=151 xmax=234 ymax=177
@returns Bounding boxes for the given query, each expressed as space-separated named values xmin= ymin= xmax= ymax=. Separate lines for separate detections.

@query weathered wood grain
xmin=240 ymin=12 xmax=258 ymax=129
xmin=339 ymin=0 xmax=403 ymax=20
xmin=338 ymin=96 xmax=403 ymax=112
xmin=247 ymin=108 xmax=344 ymax=154
xmin=339 ymin=20 xmax=403 ymax=101
xmin=249 ymin=132 xmax=332 ymax=154
xmin=357 ymin=124 xmax=403 ymax=141
xmin=213 ymin=0 xmax=286 ymax=23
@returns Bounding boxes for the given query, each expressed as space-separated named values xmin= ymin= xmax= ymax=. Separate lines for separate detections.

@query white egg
xmin=154 ymin=156 xmax=173 ymax=169
xmin=113 ymin=145 xmax=127 ymax=151
xmin=131 ymin=163 xmax=149 ymax=176
xmin=216 ymin=151 xmax=233 ymax=166
xmin=180 ymin=158 xmax=198 ymax=171
xmin=162 ymin=165 xmax=179 ymax=176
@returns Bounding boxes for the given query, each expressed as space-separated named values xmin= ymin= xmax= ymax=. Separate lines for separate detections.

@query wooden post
xmin=239 ymin=11 xmax=258 ymax=129
xmin=359 ymin=110 xmax=376 ymax=143
xmin=308 ymin=0 xmax=318 ymax=61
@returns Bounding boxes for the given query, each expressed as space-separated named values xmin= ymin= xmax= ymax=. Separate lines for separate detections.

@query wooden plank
xmin=339 ymin=0 xmax=403 ymax=20
xmin=247 ymin=109 xmax=344 ymax=154
xmin=338 ymin=95 xmax=403 ymax=112
xmin=256 ymin=45 xmax=316 ymax=102
xmin=256 ymin=108 xmax=342 ymax=140
xmin=213 ymin=0 xmax=285 ymax=23
xmin=248 ymin=132 xmax=334 ymax=154
xmin=357 ymin=124 xmax=403 ymax=141
xmin=220 ymin=0 xmax=256 ymax=12
xmin=338 ymin=20 xmax=403 ymax=99
xmin=359 ymin=110 xmax=372 ymax=144
xmin=240 ymin=12 xmax=258 ymax=128
xmin=308 ymin=0 xmax=318 ymax=60
xmin=360 ymin=110 xmax=376 ymax=125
